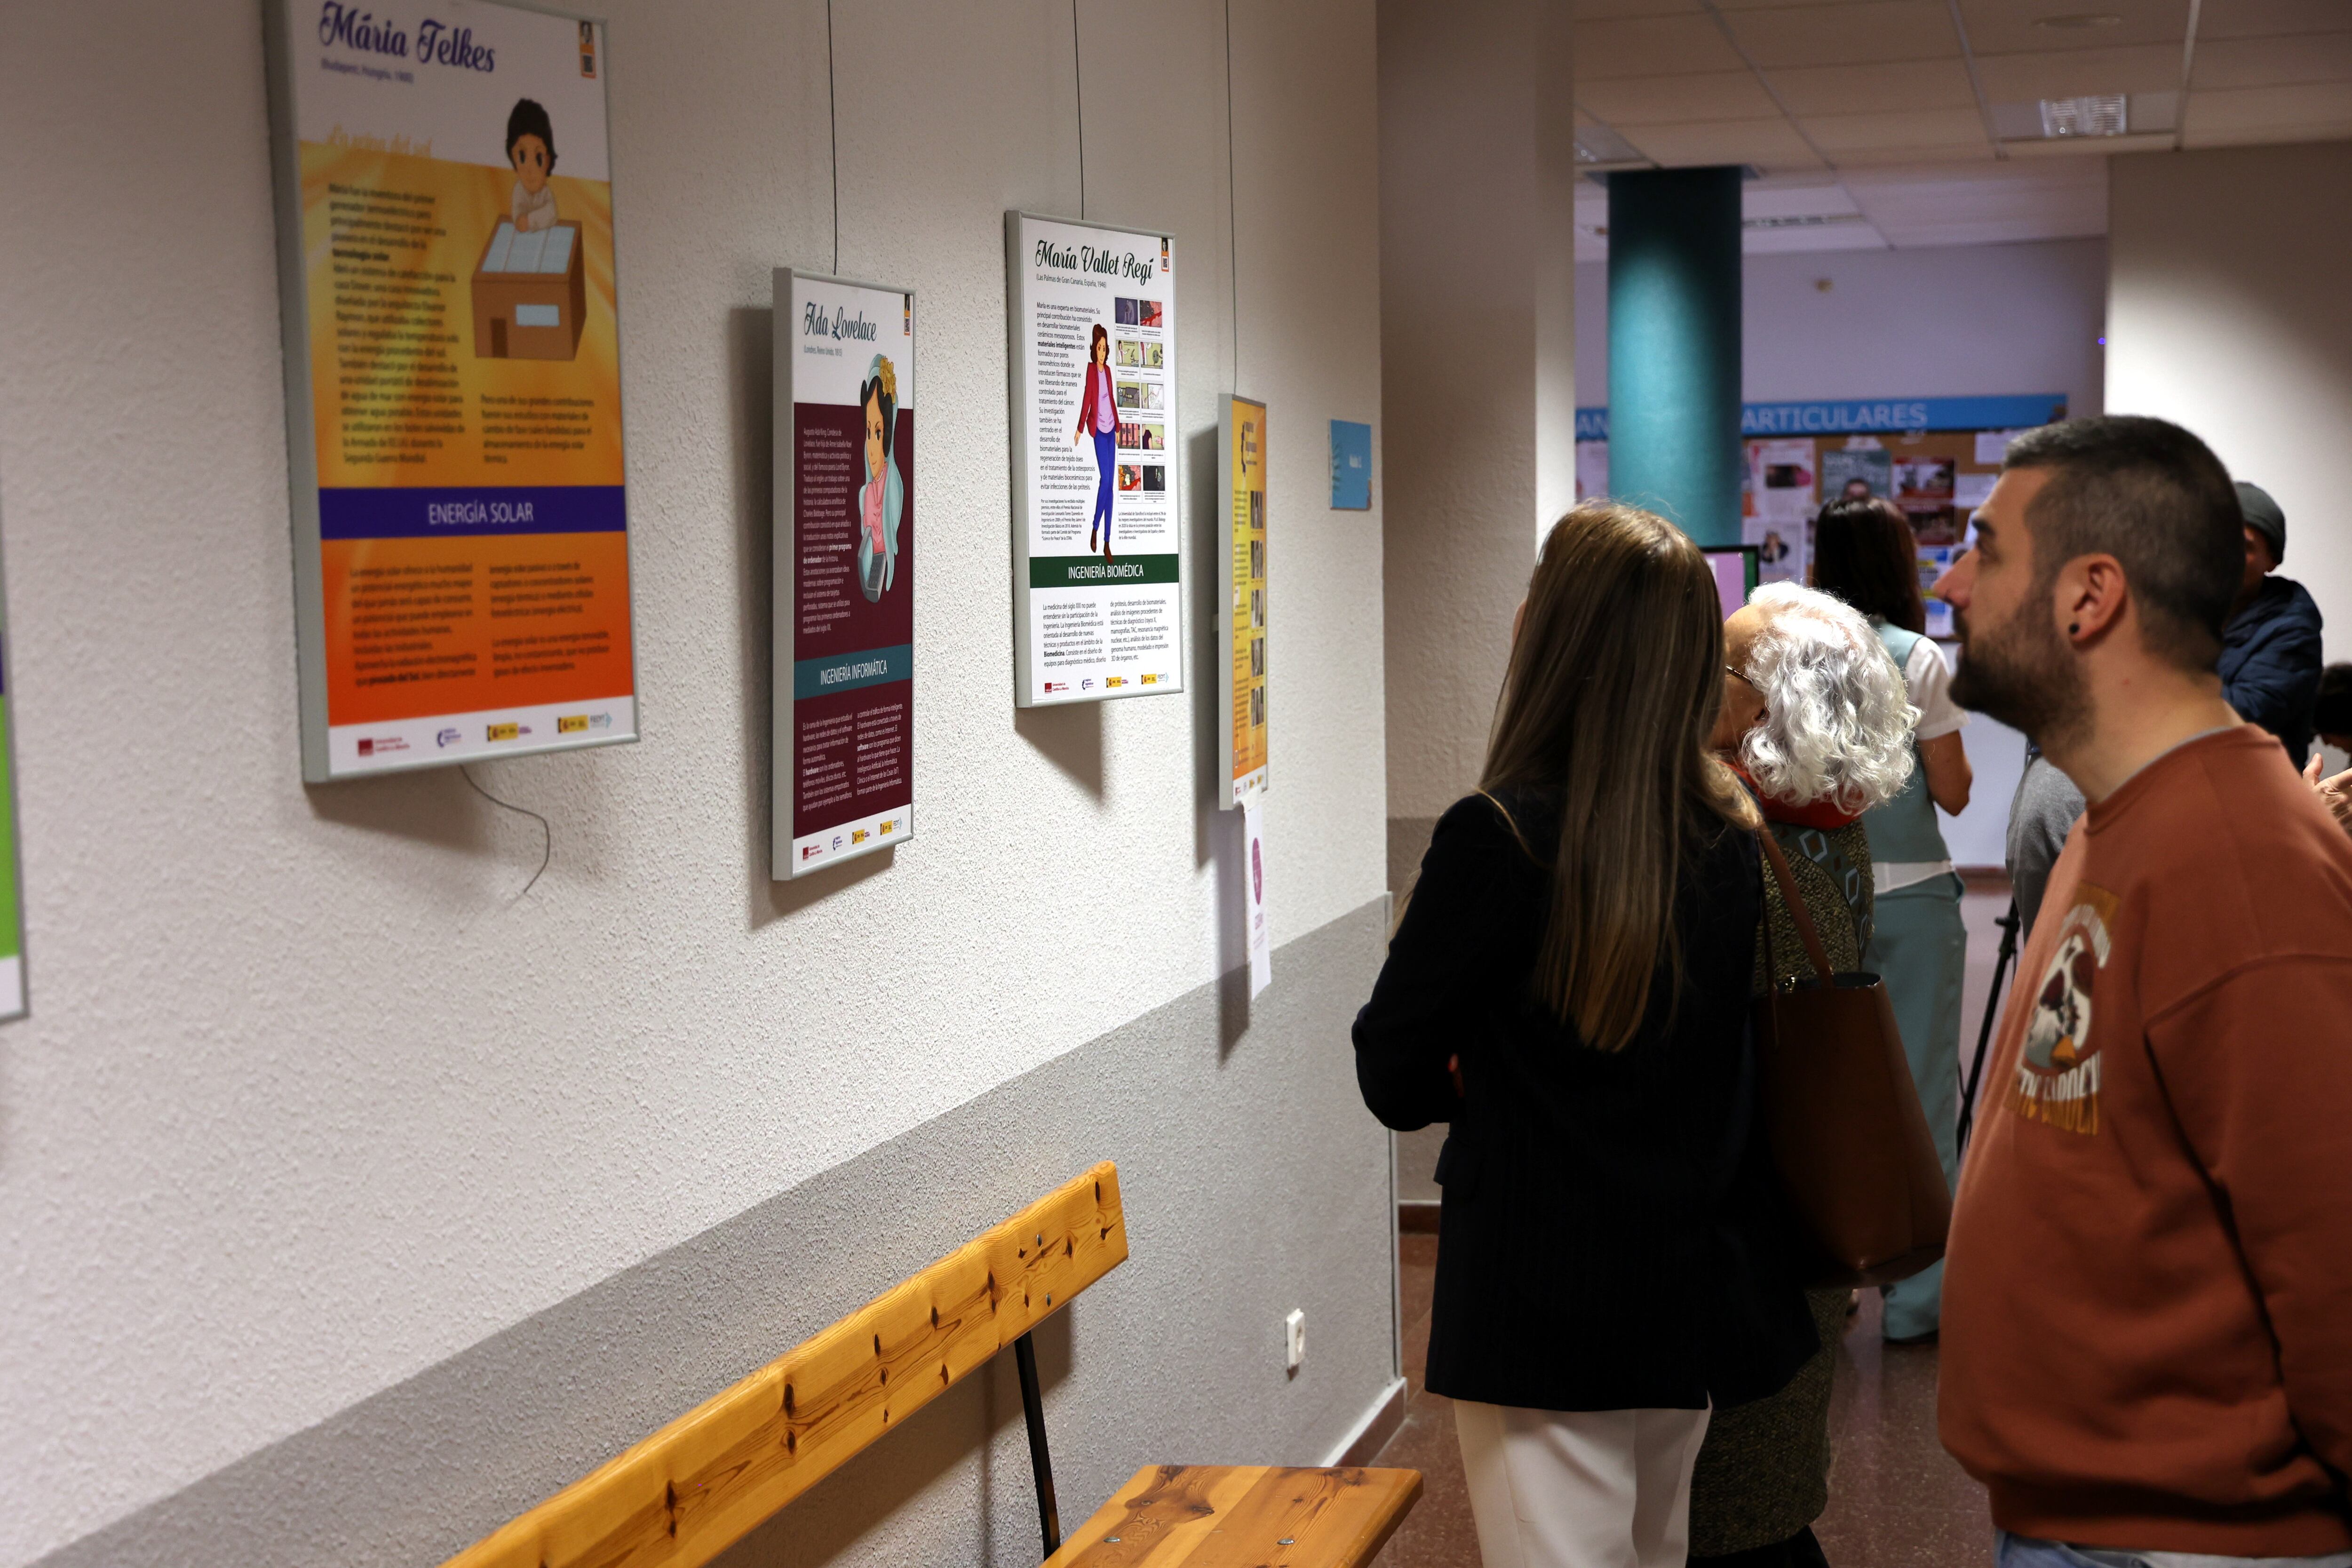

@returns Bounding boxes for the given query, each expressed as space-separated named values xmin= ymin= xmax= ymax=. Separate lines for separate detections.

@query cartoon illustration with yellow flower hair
xmin=856 ymin=354 xmax=904 ymax=602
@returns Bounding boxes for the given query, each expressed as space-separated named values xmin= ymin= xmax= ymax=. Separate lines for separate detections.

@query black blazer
xmin=1355 ymin=789 xmax=1815 ymax=1412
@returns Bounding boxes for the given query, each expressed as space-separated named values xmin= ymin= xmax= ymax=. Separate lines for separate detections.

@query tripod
xmin=1956 ymin=896 xmax=2022 ymax=1154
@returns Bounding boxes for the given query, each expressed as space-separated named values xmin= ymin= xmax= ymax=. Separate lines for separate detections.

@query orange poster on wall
xmin=1221 ymin=397 xmax=1268 ymax=806
xmin=267 ymin=0 xmax=636 ymax=780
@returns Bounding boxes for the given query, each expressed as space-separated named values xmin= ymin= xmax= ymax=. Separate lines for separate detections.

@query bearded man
xmin=1932 ymin=416 xmax=2352 ymax=1568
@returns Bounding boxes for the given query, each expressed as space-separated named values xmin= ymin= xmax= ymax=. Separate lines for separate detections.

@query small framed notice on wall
xmin=262 ymin=0 xmax=639 ymax=781
xmin=1329 ymin=419 xmax=1371 ymax=510
xmin=1006 ymin=212 xmax=1182 ymax=706
xmin=1221 ymin=396 xmax=1268 ymax=808
xmin=772 ymin=270 xmax=915 ymax=880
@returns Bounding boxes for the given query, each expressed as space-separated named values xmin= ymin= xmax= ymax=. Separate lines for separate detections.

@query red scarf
xmin=1728 ymin=760 xmax=1861 ymax=831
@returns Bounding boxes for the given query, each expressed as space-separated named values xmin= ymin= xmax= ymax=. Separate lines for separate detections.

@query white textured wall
xmin=1379 ymin=0 xmax=1575 ymax=823
xmin=0 ymin=2 xmax=1385 ymax=1561
xmin=1576 ymin=238 xmax=2109 ymax=415
xmin=2108 ymin=142 xmax=2352 ymax=662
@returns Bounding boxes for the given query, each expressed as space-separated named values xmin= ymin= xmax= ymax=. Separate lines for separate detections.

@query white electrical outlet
xmin=1284 ymin=1308 xmax=1306 ymax=1373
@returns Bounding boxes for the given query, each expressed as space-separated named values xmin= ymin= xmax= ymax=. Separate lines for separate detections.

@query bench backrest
xmin=443 ymin=1162 xmax=1129 ymax=1568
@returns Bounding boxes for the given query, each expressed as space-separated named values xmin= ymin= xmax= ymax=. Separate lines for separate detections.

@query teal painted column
xmin=1607 ymin=167 xmax=1743 ymax=546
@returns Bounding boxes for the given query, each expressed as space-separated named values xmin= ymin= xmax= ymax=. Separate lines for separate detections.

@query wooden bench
xmin=441 ymin=1161 xmax=1421 ymax=1568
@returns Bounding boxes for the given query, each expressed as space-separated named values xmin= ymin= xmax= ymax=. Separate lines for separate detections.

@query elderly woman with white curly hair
xmin=1687 ymin=580 xmax=1919 ymax=1568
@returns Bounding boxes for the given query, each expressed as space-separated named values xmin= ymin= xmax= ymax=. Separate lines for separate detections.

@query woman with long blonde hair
xmin=1356 ymin=502 xmax=1816 ymax=1568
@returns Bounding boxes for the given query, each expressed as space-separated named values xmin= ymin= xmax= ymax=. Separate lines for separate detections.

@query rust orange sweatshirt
xmin=1941 ymin=725 xmax=2352 ymax=1556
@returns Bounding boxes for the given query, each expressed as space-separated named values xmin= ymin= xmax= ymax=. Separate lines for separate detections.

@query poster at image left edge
xmin=1008 ymin=211 xmax=1182 ymax=707
xmin=773 ymin=271 xmax=915 ymax=880
xmin=269 ymin=0 xmax=637 ymax=781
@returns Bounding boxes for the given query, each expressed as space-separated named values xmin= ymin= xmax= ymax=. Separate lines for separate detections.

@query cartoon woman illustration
xmin=1071 ymin=322 xmax=1119 ymax=560
xmin=506 ymin=99 xmax=558 ymax=232
xmin=856 ymin=354 xmax=903 ymax=602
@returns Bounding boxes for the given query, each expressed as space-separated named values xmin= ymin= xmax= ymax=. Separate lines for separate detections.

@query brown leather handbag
xmin=1751 ymin=828 xmax=1951 ymax=1287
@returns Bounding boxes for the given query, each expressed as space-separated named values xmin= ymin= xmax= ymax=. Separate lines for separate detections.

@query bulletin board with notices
xmin=1574 ymin=394 xmax=2069 ymax=640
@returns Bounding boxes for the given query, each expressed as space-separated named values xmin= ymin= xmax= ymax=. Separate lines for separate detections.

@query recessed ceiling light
xmin=2040 ymin=94 xmax=2128 ymax=137
xmin=1573 ymin=124 xmax=1645 ymax=166
xmin=2035 ymin=12 xmax=2125 ymax=27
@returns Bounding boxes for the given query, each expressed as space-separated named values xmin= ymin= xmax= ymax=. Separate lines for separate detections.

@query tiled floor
xmin=1368 ymin=1234 xmax=1992 ymax=1567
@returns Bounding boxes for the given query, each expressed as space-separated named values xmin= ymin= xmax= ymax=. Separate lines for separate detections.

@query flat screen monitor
xmin=1702 ymin=545 xmax=1760 ymax=620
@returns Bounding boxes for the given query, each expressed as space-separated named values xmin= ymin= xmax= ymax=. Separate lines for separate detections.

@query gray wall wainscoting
xmin=32 ymin=900 xmax=1399 ymax=1568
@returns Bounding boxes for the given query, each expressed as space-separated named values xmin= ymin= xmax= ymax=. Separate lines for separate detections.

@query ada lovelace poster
xmin=773 ymin=271 xmax=914 ymax=879
xmin=1006 ymin=212 xmax=1182 ymax=706
xmin=264 ymin=0 xmax=637 ymax=780
xmin=1220 ymin=396 xmax=1268 ymax=807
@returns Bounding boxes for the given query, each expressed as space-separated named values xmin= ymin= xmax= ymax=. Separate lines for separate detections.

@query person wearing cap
xmin=2219 ymin=480 xmax=2324 ymax=768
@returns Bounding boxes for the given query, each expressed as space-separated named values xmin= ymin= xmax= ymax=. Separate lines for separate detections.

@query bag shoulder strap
xmin=1756 ymin=826 xmax=1835 ymax=983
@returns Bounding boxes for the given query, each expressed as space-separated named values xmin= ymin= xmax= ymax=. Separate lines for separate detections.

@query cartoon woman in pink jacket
xmin=1071 ymin=323 xmax=1119 ymax=560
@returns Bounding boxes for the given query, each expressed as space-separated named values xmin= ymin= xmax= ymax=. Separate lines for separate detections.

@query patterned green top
xmin=1689 ymin=817 xmax=1874 ymax=1558
xmin=1754 ymin=818 xmax=1875 ymax=989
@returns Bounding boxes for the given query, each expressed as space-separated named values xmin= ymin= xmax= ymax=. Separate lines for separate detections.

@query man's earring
xmin=2068 ymin=622 xmax=2080 ymax=636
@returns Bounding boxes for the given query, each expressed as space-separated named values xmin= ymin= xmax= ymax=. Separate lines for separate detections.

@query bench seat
xmin=1046 ymin=1464 xmax=1422 ymax=1568
xmin=436 ymin=1164 xmax=1422 ymax=1568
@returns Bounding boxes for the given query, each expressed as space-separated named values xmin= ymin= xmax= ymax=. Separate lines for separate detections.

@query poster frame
xmin=1003 ymin=209 xmax=1184 ymax=709
xmin=1700 ymin=544 xmax=1760 ymax=619
xmin=1328 ymin=418 xmax=1372 ymax=511
xmin=261 ymin=0 xmax=643 ymax=783
xmin=771 ymin=266 xmax=917 ymax=881
xmin=1219 ymin=394 xmax=1269 ymax=808
xmin=0 ymin=508 xmax=28 ymax=1022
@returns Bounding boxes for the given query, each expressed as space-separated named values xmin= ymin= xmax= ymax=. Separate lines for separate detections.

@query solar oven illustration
xmin=472 ymin=220 xmax=586 ymax=360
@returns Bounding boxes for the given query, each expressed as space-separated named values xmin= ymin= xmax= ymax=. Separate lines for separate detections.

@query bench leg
xmin=1013 ymin=1332 xmax=1061 ymax=1560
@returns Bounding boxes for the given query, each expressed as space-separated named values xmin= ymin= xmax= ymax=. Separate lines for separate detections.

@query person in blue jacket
xmin=2220 ymin=482 xmax=2324 ymax=768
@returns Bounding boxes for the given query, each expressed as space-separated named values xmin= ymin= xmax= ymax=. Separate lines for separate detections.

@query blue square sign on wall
xmin=1329 ymin=420 xmax=1372 ymax=510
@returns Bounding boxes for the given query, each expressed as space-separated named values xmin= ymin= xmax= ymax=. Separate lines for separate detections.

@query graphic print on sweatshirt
xmin=2009 ymin=882 xmax=2118 ymax=1136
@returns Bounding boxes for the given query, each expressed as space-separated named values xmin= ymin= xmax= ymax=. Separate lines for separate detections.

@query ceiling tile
xmin=1831 ymin=141 xmax=2000 ymax=165
xmin=1743 ymin=179 xmax=1863 ymax=217
xmin=1572 ymin=0 xmax=1706 ymax=16
xmin=2193 ymin=33 xmax=2352 ymax=91
xmin=1574 ymin=174 xmax=1897 ymax=257
xmin=1742 ymin=222 xmax=1891 ymax=253
xmin=2003 ymin=129 xmax=2177 ymax=155
xmin=1623 ymin=117 xmax=1827 ymax=166
xmin=1973 ymin=42 xmax=2185 ymax=100
xmin=2197 ymin=0 xmax=2352 ymax=40
xmin=1723 ymin=1 xmax=1961 ymax=69
xmin=1576 ymin=15 xmax=1748 ymax=77
xmin=1713 ymin=0 xmax=1923 ymax=8
xmin=2185 ymin=79 xmax=2352 ymax=133
xmin=2182 ymin=120 xmax=2352 ymax=148
xmin=1955 ymin=0 xmax=2183 ymax=56
xmin=1766 ymin=57 xmax=1979 ymax=115
xmin=1841 ymin=158 xmax=2107 ymax=247
xmin=1578 ymin=70 xmax=1785 ymax=123
xmin=1800 ymin=105 xmax=1992 ymax=150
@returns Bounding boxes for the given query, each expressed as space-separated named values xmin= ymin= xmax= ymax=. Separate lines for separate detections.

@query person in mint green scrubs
xmin=1814 ymin=496 xmax=1973 ymax=1345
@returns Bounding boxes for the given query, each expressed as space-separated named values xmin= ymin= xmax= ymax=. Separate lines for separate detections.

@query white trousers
xmin=1453 ymin=1399 xmax=1713 ymax=1568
